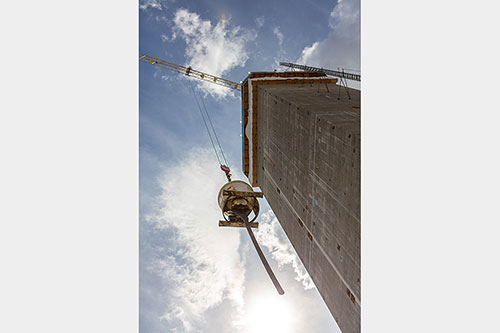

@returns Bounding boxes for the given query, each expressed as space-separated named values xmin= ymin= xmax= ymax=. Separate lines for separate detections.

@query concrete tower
xmin=242 ymin=72 xmax=361 ymax=333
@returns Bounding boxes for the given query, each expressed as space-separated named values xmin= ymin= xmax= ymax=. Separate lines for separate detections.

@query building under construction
xmin=241 ymin=72 xmax=361 ymax=333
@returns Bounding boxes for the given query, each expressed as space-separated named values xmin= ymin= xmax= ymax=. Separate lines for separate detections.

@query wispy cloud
xmin=145 ymin=148 xmax=246 ymax=331
xmin=255 ymin=16 xmax=265 ymax=29
xmin=255 ymin=211 xmax=315 ymax=290
xmin=139 ymin=0 xmax=164 ymax=11
xmin=172 ymin=8 xmax=257 ymax=99
xmin=273 ymin=27 xmax=284 ymax=48
xmin=272 ymin=26 xmax=287 ymax=68
xmin=297 ymin=0 xmax=360 ymax=75
xmin=155 ymin=15 xmax=168 ymax=22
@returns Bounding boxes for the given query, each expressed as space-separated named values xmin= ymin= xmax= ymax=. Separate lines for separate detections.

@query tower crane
xmin=139 ymin=53 xmax=241 ymax=91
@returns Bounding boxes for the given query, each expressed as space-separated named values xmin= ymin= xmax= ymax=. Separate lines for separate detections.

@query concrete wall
xmin=255 ymin=82 xmax=360 ymax=333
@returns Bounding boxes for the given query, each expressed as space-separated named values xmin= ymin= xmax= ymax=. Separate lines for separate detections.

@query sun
xmin=221 ymin=13 xmax=227 ymax=25
xmin=244 ymin=294 xmax=293 ymax=333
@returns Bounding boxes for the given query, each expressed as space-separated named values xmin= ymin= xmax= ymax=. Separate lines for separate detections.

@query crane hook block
xmin=220 ymin=165 xmax=232 ymax=182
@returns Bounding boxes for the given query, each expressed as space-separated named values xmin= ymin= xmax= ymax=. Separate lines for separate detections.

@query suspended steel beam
xmin=233 ymin=209 xmax=285 ymax=295
xmin=139 ymin=53 xmax=242 ymax=91
xmin=279 ymin=62 xmax=361 ymax=82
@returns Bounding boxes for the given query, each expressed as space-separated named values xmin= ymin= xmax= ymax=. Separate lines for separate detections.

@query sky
xmin=139 ymin=0 xmax=360 ymax=332
xmin=2 ymin=1 xmax=499 ymax=333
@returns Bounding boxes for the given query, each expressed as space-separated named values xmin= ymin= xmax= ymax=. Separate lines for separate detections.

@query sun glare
xmin=245 ymin=295 xmax=293 ymax=333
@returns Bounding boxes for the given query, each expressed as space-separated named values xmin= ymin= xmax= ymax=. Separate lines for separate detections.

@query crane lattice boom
xmin=139 ymin=53 xmax=241 ymax=91
xmin=279 ymin=62 xmax=361 ymax=82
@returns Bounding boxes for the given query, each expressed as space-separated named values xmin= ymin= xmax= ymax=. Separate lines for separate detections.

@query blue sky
xmin=139 ymin=0 xmax=359 ymax=332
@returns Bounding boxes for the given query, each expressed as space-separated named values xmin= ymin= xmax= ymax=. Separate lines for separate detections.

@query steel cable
xmin=188 ymin=79 xmax=222 ymax=166
xmin=199 ymin=94 xmax=229 ymax=166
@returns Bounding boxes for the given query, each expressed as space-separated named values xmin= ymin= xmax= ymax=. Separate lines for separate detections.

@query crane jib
xmin=139 ymin=53 xmax=242 ymax=91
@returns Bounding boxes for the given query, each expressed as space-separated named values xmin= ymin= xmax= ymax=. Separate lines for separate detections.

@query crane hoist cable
xmin=139 ymin=53 xmax=235 ymax=181
xmin=199 ymin=92 xmax=229 ymax=167
xmin=187 ymin=78 xmax=232 ymax=182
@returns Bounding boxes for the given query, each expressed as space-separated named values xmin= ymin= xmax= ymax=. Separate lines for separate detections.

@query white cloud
xmin=160 ymin=33 xmax=169 ymax=42
xmin=297 ymin=0 xmax=360 ymax=74
xmin=172 ymin=8 xmax=257 ymax=99
xmin=255 ymin=211 xmax=315 ymax=290
xmin=255 ymin=16 xmax=265 ymax=29
xmin=272 ymin=26 xmax=287 ymax=68
xmin=145 ymin=148 xmax=246 ymax=331
xmin=155 ymin=15 xmax=168 ymax=22
xmin=298 ymin=42 xmax=319 ymax=63
xmin=139 ymin=0 xmax=163 ymax=11
xmin=273 ymin=27 xmax=284 ymax=48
